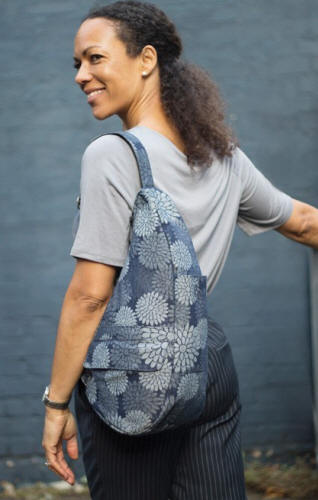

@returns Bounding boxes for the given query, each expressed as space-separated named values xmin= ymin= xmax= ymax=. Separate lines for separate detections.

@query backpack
xmin=80 ymin=130 xmax=209 ymax=436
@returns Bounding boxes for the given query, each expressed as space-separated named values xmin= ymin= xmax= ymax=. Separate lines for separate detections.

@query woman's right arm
xmin=48 ymin=257 xmax=118 ymax=404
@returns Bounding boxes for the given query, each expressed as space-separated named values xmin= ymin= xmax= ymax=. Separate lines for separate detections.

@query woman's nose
xmin=75 ymin=63 xmax=92 ymax=86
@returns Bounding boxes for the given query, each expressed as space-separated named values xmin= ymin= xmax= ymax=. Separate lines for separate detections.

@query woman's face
xmin=73 ymin=18 xmax=147 ymax=122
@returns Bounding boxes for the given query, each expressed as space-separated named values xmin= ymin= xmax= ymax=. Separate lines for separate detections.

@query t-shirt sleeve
xmin=70 ymin=135 xmax=140 ymax=266
xmin=234 ymin=147 xmax=294 ymax=236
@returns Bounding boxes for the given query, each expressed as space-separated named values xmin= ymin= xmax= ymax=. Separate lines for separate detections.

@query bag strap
xmin=108 ymin=131 xmax=155 ymax=189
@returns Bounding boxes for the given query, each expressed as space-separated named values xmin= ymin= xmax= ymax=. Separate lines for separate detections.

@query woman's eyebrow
xmin=73 ymin=45 xmax=105 ymax=61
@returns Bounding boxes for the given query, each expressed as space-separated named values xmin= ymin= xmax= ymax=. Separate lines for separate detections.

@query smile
xmin=87 ymin=89 xmax=105 ymax=103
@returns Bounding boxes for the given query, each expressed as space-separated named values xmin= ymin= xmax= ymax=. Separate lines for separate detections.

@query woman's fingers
xmin=64 ymin=413 xmax=79 ymax=460
xmin=42 ymin=410 xmax=77 ymax=484
xmin=56 ymin=447 xmax=75 ymax=484
xmin=45 ymin=444 xmax=70 ymax=481
xmin=66 ymin=433 xmax=79 ymax=460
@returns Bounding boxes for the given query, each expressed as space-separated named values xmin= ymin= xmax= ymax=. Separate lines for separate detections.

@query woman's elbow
xmin=65 ymin=258 xmax=118 ymax=312
xmin=276 ymin=199 xmax=318 ymax=243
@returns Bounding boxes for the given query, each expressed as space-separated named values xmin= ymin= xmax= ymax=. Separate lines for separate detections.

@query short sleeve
xmin=234 ymin=147 xmax=294 ymax=236
xmin=70 ymin=135 xmax=140 ymax=266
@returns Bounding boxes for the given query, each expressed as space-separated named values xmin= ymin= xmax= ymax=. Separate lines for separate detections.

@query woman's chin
xmin=91 ymin=106 xmax=112 ymax=121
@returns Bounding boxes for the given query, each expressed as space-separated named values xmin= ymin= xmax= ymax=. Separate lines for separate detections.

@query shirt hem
xmin=70 ymin=250 xmax=126 ymax=267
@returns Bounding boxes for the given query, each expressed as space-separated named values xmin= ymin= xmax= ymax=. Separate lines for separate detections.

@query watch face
xmin=42 ymin=386 xmax=49 ymax=401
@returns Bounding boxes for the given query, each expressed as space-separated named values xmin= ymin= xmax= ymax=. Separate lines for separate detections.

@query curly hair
xmin=82 ymin=1 xmax=239 ymax=168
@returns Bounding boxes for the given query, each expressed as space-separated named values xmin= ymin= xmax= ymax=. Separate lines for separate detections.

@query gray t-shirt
xmin=70 ymin=125 xmax=293 ymax=295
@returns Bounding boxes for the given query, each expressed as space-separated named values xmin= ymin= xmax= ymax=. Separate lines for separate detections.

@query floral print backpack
xmin=80 ymin=130 xmax=209 ymax=435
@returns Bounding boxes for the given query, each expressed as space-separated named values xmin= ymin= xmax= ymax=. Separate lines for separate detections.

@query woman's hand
xmin=42 ymin=407 xmax=79 ymax=485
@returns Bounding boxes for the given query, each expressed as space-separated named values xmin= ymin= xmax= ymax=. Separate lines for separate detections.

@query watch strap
xmin=43 ymin=397 xmax=70 ymax=410
xmin=42 ymin=385 xmax=71 ymax=410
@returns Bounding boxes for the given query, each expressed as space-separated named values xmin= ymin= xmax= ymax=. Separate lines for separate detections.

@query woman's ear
xmin=140 ymin=44 xmax=158 ymax=76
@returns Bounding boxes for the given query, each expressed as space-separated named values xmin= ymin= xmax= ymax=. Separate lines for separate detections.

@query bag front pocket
xmin=83 ymin=337 xmax=166 ymax=372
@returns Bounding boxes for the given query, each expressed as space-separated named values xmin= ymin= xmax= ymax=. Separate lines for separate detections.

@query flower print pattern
xmin=151 ymin=191 xmax=180 ymax=223
xmin=108 ymin=413 xmax=125 ymax=431
xmin=104 ymin=290 xmax=121 ymax=314
xmin=157 ymin=394 xmax=176 ymax=420
xmin=193 ymin=292 xmax=207 ymax=320
xmin=138 ymin=341 xmax=168 ymax=369
xmin=98 ymin=386 xmax=119 ymax=415
xmin=155 ymin=326 xmax=175 ymax=352
xmin=135 ymin=292 xmax=168 ymax=325
xmin=171 ymin=240 xmax=192 ymax=271
xmin=91 ymin=343 xmax=110 ymax=368
xmin=171 ymin=217 xmax=191 ymax=242
xmin=141 ymin=325 xmax=175 ymax=345
xmin=168 ymin=302 xmax=191 ymax=326
xmin=85 ymin=376 xmax=97 ymax=405
xmin=175 ymin=275 xmax=199 ymax=305
xmin=100 ymin=330 xmax=112 ymax=341
xmin=122 ymin=410 xmax=152 ymax=434
xmin=122 ymin=382 xmax=164 ymax=415
xmin=172 ymin=216 xmax=188 ymax=231
xmin=105 ymin=371 xmax=128 ymax=395
xmin=177 ymin=373 xmax=199 ymax=401
xmin=133 ymin=198 xmax=159 ymax=237
xmin=118 ymin=280 xmax=132 ymax=306
xmin=110 ymin=342 xmax=142 ymax=370
xmin=151 ymin=266 xmax=174 ymax=300
xmin=193 ymin=318 xmax=208 ymax=349
xmin=139 ymin=360 xmax=172 ymax=391
xmin=115 ymin=306 xmax=137 ymax=326
xmin=118 ymin=255 xmax=130 ymax=281
xmin=100 ymin=324 xmax=130 ymax=342
xmin=129 ymin=233 xmax=140 ymax=257
xmin=98 ymin=316 xmax=113 ymax=340
xmin=174 ymin=323 xmax=199 ymax=373
xmin=137 ymin=232 xmax=170 ymax=270
xmin=108 ymin=325 xmax=142 ymax=342
xmin=139 ymin=325 xmax=174 ymax=368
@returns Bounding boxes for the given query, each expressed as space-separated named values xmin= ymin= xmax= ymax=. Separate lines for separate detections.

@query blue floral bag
xmin=80 ymin=131 xmax=208 ymax=435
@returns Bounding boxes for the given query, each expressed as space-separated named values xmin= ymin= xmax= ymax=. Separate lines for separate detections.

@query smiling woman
xmin=72 ymin=3 xmax=238 ymax=166
xmin=40 ymin=1 xmax=318 ymax=499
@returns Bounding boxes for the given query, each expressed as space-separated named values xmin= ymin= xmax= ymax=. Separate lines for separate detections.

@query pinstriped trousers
xmin=74 ymin=319 xmax=247 ymax=499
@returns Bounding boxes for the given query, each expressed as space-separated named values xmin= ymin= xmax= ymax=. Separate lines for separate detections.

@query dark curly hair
xmin=82 ymin=1 xmax=239 ymax=168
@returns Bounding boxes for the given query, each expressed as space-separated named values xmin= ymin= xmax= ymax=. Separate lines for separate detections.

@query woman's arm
xmin=48 ymin=258 xmax=118 ymax=403
xmin=42 ymin=258 xmax=118 ymax=484
xmin=275 ymin=198 xmax=318 ymax=249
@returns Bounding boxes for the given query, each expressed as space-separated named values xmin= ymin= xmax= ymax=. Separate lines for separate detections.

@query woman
xmin=41 ymin=2 xmax=318 ymax=499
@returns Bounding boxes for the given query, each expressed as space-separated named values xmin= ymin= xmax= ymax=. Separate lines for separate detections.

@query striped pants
xmin=74 ymin=319 xmax=247 ymax=499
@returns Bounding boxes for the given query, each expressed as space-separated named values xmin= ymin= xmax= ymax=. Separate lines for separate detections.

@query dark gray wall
xmin=1 ymin=0 xmax=317 ymax=484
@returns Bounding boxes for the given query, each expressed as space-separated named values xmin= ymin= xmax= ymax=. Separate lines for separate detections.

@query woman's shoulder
xmin=80 ymin=133 xmax=141 ymax=199
xmin=227 ymin=145 xmax=255 ymax=182
xmin=82 ymin=132 xmax=135 ymax=165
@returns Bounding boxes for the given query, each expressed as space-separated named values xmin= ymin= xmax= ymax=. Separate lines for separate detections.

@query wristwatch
xmin=42 ymin=385 xmax=71 ymax=410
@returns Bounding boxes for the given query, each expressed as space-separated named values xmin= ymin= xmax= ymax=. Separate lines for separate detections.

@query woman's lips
xmin=87 ymin=89 xmax=105 ymax=104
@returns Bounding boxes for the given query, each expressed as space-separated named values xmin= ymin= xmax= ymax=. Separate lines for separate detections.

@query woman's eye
xmin=72 ymin=54 xmax=102 ymax=70
xmin=90 ymin=54 xmax=102 ymax=62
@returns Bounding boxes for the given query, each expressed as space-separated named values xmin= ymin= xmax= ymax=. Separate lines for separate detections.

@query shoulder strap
xmin=108 ymin=131 xmax=154 ymax=189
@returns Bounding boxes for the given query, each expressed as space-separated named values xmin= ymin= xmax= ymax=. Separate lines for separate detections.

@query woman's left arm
xmin=42 ymin=258 xmax=118 ymax=485
xmin=275 ymin=198 xmax=318 ymax=249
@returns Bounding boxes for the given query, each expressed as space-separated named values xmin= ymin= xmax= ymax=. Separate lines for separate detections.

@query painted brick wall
xmin=1 ymin=0 xmax=317 ymax=483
